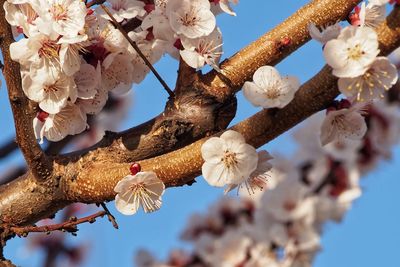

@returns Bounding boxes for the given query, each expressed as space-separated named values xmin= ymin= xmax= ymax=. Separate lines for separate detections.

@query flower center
xmin=283 ymin=201 xmax=296 ymax=211
xmin=38 ymin=40 xmax=60 ymax=60
xmin=50 ymin=4 xmax=68 ymax=21
xmin=265 ymin=87 xmax=281 ymax=99
xmin=43 ymin=84 xmax=59 ymax=93
xmin=156 ymin=0 xmax=167 ymax=9
xmin=127 ymin=183 xmax=161 ymax=212
xmin=347 ymin=44 xmax=364 ymax=61
xmin=180 ymin=11 xmax=199 ymax=27
xmin=222 ymin=150 xmax=238 ymax=169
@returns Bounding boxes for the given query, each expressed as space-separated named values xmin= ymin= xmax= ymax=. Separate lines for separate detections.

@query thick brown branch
xmin=62 ymin=5 xmax=400 ymax=199
xmin=201 ymin=0 xmax=361 ymax=101
xmin=57 ymin=0 xmax=360 ymax=166
xmin=0 ymin=4 xmax=51 ymax=181
xmin=1 ymin=1 xmax=400 ymax=232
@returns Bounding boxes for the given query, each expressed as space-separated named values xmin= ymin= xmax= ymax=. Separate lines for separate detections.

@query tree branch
xmin=0 ymin=3 xmax=51 ymax=181
xmin=61 ymin=5 xmax=400 ymax=200
xmin=64 ymin=0 xmax=361 ymax=166
xmin=0 ymin=138 xmax=17 ymax=159
xmin=8 ymin=211 xmax=106 ymax=237
xmin=1 ymin=0 xmax=398 ymax=234
xmin=100 ymin=4 xmax=174 ymax=97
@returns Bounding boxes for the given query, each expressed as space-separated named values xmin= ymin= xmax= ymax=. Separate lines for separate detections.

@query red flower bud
xmin=130 ymin=163 xmax=141 ymax=175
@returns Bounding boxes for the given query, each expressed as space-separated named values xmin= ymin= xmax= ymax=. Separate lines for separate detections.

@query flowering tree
xmin=1 ymin=0 xmax=400 ymax=266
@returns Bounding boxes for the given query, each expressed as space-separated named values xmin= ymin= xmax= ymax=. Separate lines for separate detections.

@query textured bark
xmin=2 ymin=0 xmax=399 ymax=246
xmin=0 ymin=6 xmax=51 ymax=181
xmin=201 ymin=0 xmax=361 ymax=101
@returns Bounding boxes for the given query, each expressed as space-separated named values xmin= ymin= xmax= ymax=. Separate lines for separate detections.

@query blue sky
xmin=2 ymin=1 xmax=400 ymax=266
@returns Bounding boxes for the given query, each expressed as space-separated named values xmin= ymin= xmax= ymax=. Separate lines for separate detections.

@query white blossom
xmin=210 ymin=0 xmax=238 ymax=16
xmin=243 ymin=66 xmax=300 ymax=109
xmin=10 ymin=32 xmax=60 ymax=71
xmin=74 ymin=62 xmax=101 ymax=100
xmin=58 ymin=35 xmax=88 ymax=76
xmin=76 ymin=85 xmax=108 ymax=115
xmin=114 ymin=171 xmax=165 ymax=215
xmin=4 ymin=2 xmax=39 ymax=37
xmin=225 ymin=150 xmax=273 ymax=199
xmin=320 ymin=103 xmax=368 ymax=146
xmin=369 ymin=0 xmax=390 ymax=6
xmin=166 ymin=0 xmax=216 ymax=39
xmin=102 ymin=53 xmax=134 ymax=92
xmin=308 ymin=23 xmax=341 ymax=44
xmin=201 ymin=130 xmax=258 ymax=187
xmin=180 ymin=27 xmax=223 ymax=70
xmin=97 ymin=0 xmax=146 ymax=23
xmin=244 ymin=243 xmax=279 ymax=267
xmin=208 ymin=230 xmax=251 ymax=267
xmin=33 ymin=102 xmax=87 ymax=143
xmin=129 ymin=39 xmax=166 ymax=84
xmin=22 ymin=68 xmax=77 ymax=114
xmin=359 ymin=2 xmax=386 ymax=28
xmin=338 ymin=57 xmax=398 ymax=101
xmin=261 ymin=177 xmax=314 ymax=222
xmin=323 ymin=26 xmax=380 ymax=78
xmin=31 ymin=0 xmax=87 ymax=37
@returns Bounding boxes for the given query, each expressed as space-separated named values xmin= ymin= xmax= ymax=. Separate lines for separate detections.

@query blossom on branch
xmin=320 ymin=100 xmax=368 ymax=146
xmin=338 ymin=57 xmax=398 ymax=101
xmin=210 ymin=0 xmax=239 ymax=16
xmin=180 ymin=27 xmax=223 ymax=70
xmin=96 ymin=0 xmax=146 ymax=23
xmin=323 ymin=26 xmax=380 ymax=78
xmin=114 ymin=171 xmax=165 ymax=215
xmin=243 ymin=66 xmax=300 ymax=109
xmin=201 ymin=130 xmax=258 ymax=188
xmin=166 ymin=0 xmax=216 ymax=39
xmin=308 ymin=22 xmax=341 ymax=45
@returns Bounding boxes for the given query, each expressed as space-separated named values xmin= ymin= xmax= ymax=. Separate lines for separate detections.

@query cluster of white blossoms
xmin=131 ymin=1 xmax=400 ymax=266
xmin=134 ymin=97 xmax=400 ymax=267
xmin=4 ymin=0 xmax=238 ymax=143
xmin=319 ymin=0 xmax=398 ymax=102
xmin=199 ymin=65 xmax=300 ymax=194
xmin=308 ymin=0 xmax=399 ymax=147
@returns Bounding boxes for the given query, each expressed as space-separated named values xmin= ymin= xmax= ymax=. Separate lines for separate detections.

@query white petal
xmin=201 ymin=137 xmax=224 ymax=163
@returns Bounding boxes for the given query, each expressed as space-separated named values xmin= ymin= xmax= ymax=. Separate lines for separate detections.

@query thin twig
xmin=100 ymin=4 xmax=175 ymax=98
xmin=0 ymin=138 xmax=17 ymax=159
xmin=86 ymin=0 xmax=105 ymax=8
xmin=99 ymin=203 xmax=119 ymax=229
xmin=9 ymin=211 xmax=107 ymax=237
xmin=122 ymin=18 xmax=142 ymax=32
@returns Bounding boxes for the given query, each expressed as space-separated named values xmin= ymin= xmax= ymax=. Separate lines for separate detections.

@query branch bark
xmin=2 ymin=0 xmax=397 ymax=237
xmin=201 ymin=0 xmax=361 ymax=101
xmin=65 ymin=0 xmax=361 ymax=166
xmin=0 ymin=4 xmax=51 ymax=181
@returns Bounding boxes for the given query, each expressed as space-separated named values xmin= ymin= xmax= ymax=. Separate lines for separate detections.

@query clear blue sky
xmin=2 ymin=1 xmax=400 ymax=267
